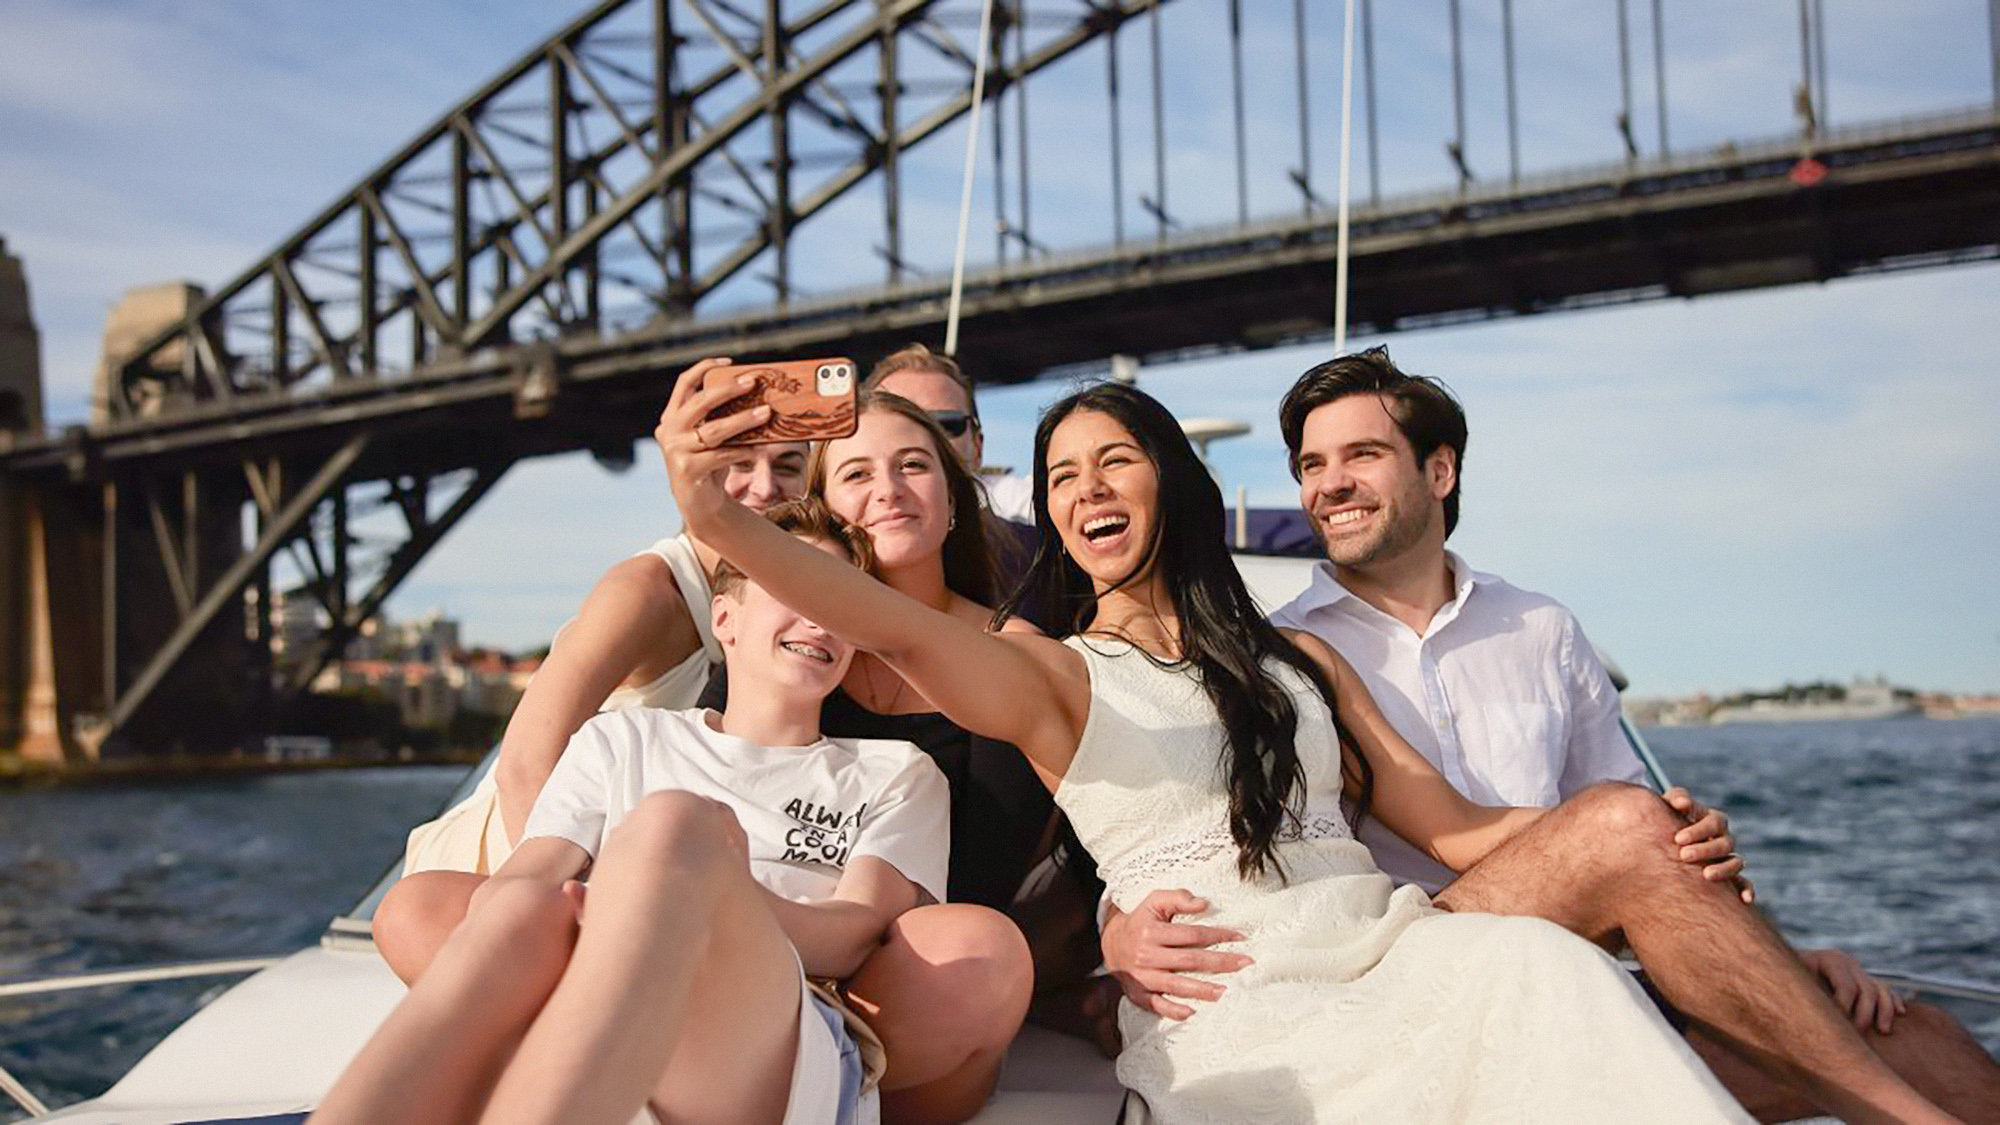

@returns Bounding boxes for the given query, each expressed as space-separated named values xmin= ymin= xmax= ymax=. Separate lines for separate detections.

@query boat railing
xmin=0 ymin=954 xmax=287 ymax=1118
xmin=0 ymin=955 xmax=285 ymax=1003
xmin=1868 ymin=971 xmax=2000 ymax=1006
xmin=1619 ymin=714 xmax=1676 ymax=793
xmin=1 ymin=1062 xmax=48 ymax=1118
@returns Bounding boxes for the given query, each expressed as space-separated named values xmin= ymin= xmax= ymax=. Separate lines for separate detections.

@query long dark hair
xmin=807 ymin=389 xmax=998 ymax=605
xmin=999 ymin=382 xmax=1373 ymax=880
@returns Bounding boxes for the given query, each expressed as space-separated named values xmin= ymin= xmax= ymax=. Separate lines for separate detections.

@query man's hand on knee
xmin=1662 ymin=787 xmax=1754 ymax=903
xmin=1799 ymin=947 xmax=1906 ymax=1035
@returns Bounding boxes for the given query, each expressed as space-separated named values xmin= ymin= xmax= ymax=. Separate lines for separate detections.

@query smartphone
xmin=704 ymin=357 xmax=859 ymax=445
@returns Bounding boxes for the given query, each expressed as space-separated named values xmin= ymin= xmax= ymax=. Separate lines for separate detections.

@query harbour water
xmin=2 ymin=718 xmax=1997 ymax=1119
xmin=0 ymin=766 xmax=467 ymax=1117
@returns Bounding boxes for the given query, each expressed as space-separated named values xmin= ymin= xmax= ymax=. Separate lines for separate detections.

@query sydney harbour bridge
xmin=1 ymin=0 xmax=1996 ymax=762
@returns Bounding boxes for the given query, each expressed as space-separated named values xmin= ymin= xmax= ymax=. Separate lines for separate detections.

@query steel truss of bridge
xmin=8 ymin=106 xmax=1997 ymax=478
xmin=0 ymin=0 xmax=1995 ymax=759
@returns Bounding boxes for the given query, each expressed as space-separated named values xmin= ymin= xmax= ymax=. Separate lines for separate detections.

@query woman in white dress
xmin=659 ymin=365 xmax=1956 ymax=1125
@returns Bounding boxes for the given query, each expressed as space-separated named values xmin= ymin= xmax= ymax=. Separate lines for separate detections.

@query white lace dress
xmin=1056 ymin=637 xmax=1752 ymax=1124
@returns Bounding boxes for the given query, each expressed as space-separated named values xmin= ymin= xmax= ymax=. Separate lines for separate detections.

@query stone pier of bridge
xmin=1 ymin=244 xmax=254 ymax=766
xmin=0 ymin=236 xmax=61 ymax=763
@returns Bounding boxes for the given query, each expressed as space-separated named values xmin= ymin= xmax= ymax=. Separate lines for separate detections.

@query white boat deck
xmin=35 ymin=943 xmax=1127 ymax=1125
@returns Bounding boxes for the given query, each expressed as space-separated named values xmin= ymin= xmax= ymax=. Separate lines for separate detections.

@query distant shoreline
xmin=1639 ymin=710 xmax=2000 ymax=731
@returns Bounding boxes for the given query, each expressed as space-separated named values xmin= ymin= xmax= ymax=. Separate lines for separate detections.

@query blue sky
xmin=5 ymin=0 xmax=1998 ymax=695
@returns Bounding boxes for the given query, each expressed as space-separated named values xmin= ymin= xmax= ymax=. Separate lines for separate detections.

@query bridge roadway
xmin=4 ymin=106 xmax=1997 ymax=486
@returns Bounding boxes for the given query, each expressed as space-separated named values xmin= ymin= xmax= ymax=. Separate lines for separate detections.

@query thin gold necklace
xmin=858 ymin=654 xmax=910 ymax=714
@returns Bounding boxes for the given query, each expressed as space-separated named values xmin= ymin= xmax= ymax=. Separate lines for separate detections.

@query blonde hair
xmin=864 ymin=343 xmax=979 ymax=424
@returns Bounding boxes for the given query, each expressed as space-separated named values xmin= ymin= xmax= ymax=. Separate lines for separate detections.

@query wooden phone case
xmin=705 ymin=358 xmax=859 ymax=445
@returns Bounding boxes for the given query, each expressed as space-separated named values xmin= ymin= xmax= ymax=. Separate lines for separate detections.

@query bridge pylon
xmin=0 ymin=281 xmax=261 ymax=762
xmin=0 ymin=237 xmax=50 ymax=759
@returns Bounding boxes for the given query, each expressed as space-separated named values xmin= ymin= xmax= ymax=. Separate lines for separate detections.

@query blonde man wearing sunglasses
xmin=865 ymin=344 xmax=1034 ymax=524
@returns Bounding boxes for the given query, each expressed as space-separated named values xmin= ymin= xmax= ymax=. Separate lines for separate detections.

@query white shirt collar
xmin=1291 ymin=551 xmax=1491 ymax=637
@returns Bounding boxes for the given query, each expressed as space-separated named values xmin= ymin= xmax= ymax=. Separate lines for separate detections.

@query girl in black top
xmin=763 ymin=387 xmax=1102 ymax=1123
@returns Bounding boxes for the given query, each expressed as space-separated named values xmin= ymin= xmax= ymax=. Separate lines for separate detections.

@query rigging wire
xmin=944 ymin=0 xmax=1000 ymax=356
xmin=1334 ymin=0 xmax=1357 ymax=351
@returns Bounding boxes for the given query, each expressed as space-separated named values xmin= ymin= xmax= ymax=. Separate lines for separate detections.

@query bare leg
xmin=311 ymin=877 xmax=579 ymax=1125
xmin=374 ymin=870 xmax=485 ymax=984
xmin=844 ymin=903 xmax=1033 ymax=1125
xmin=319 ymin=791 xmax=813 ymax=1125
xmin=373 ymin=832 xmax=1035 ymax=1124
xmin=1014 ymin=857 xmax=1124 ymax=1058
xmin=483 ymin=790 xmax=806 ymax=1125
xmin=1433 ymin=783 xmax=1957 ymax=1125
xmin=1691 ymin=1003 xmax=2000 ymax=1123
xmin=1028 ymin=975 xmax=1125 ymax=1059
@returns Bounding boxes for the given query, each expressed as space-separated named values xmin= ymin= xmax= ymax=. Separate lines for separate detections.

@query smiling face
xmin=819 ymin=409 xmax=953 ymax=571
xmin=1044 ymin=408 xmax=1161 ymax=591
xmin=1294 ymin=393 xmax=1455 ymax=570
xmin=721 ymin=441 xmax=810 ymax=511
xmin=712 ymin=536 xmax=857 ymax=698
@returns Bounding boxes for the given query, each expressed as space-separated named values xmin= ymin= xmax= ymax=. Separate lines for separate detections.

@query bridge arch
xmin=4 ymin=0 xmax=1997 ymax=758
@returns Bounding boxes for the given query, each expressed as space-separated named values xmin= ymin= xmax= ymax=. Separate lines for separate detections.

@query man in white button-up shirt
xmin=1106 ymin=348 xmax=1999 ymax=1121
xmin=1268 ymin=550 xmax=1645 ymax=895
xmin=1249 ymin=347 xmax=1996 ymax=1122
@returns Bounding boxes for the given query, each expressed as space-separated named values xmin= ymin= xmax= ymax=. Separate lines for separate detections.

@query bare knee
xmin=1884 ymin=1000 xmax=1954 ymax=1039
xmin=1858 ymin=1000 xmax=2000 ymax=1119
xmin=1559 ymin=782 xmax=1685 ymax=865
xmin=1869 ymin=999 xmax=1980 ymax=1055
xmin=605 ymin=790 xmax=743 ymax=879
xmin=1567 ymin=781 xmax=1678 ymax=831
xmin=857 ymin=904 xmax=1033 ymax=1055
xmin=375 ymin=871 xmax=481 ymax=983
xmin=896 ymin=903 xmax=1035 ymax=1022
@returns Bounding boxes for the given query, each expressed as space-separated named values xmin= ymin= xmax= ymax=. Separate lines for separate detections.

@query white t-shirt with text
xmin=523 ymin=707 xmax=950 ymax=904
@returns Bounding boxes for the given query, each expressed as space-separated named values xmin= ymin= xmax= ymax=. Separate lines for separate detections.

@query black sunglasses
xmin=929 ymin=410 xmax=977 ymax=438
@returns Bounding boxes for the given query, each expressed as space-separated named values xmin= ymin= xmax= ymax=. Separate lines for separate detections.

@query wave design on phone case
xmin=752 ymin=400 xmax=857 ymax=440
xmin=708 ymin=367 xmax=857 ymax=443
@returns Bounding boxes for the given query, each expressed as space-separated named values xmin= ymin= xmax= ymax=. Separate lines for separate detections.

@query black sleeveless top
xmin=697 ymin=669 xmax=1080 ymax=912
